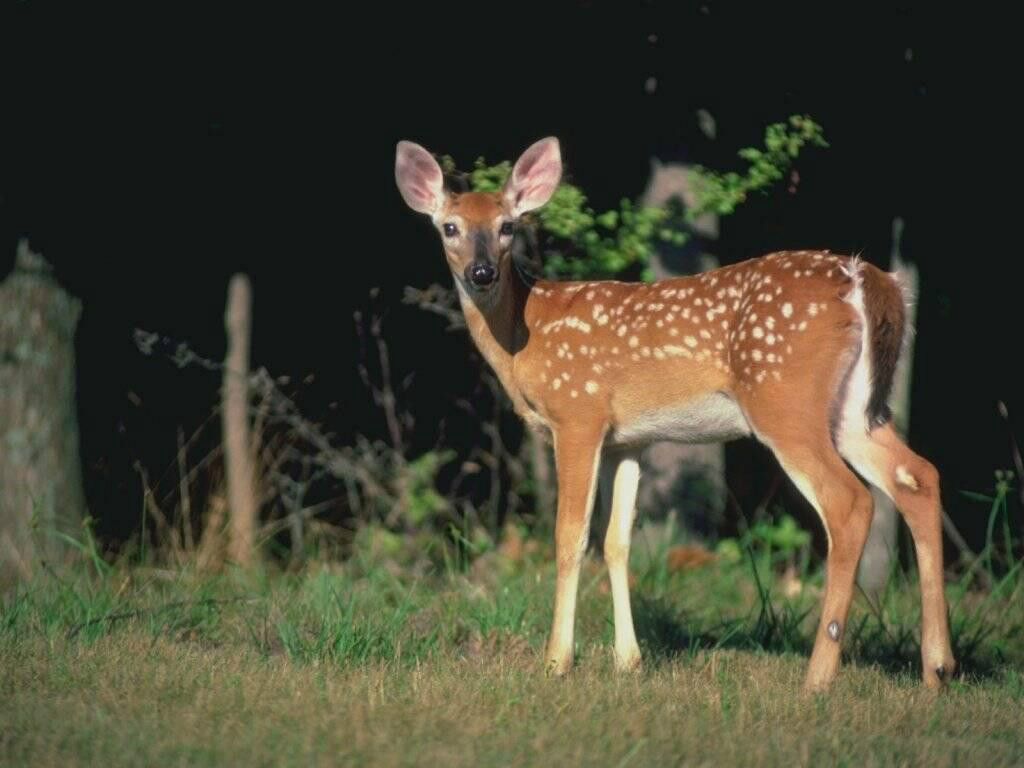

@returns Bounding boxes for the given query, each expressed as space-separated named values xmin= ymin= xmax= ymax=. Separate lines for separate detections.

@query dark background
xmin=2 ymin=2 xmax=1019 ymax=548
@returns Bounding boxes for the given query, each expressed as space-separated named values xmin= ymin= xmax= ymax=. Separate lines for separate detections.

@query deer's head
xmin=395 ymin=138 xmax=562 ymax=303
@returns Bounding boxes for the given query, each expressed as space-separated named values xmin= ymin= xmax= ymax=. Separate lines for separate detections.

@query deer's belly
xmin=608 ymin=391 xmax=751 ymax=446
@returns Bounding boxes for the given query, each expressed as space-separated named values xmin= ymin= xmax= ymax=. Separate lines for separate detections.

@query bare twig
xmin=354 ymin=303 xmax=407 ymax=455
xmin=997 ymin=401 xmax=1024 ymax=507
xmin=133 ymin=461 xmax=182 ymax=562
xmin=942 ymin=508 xmax=979 ymax=566
xmin=402 ymin=284 xmax=465 ymax=330
xmin=176 ymin=426 xmax=195 ymax=553
xmin=66 ymin=595 xmax=259 ymax=639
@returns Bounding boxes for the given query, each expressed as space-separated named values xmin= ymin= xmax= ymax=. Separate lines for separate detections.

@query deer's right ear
xmin=395 ymin=141 xmax=446 ymax=216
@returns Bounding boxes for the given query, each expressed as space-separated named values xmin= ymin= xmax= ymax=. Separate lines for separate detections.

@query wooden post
xmin=0 ymin=240 xmax=86 ymax=583
xmin=223 ymin=274 xmax=257 ymax=566
xmin=634 ymin=159 xmax=726 ymax=537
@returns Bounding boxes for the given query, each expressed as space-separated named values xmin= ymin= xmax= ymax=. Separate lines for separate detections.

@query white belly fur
xmin=609 ymin=391 xmax=752 ymax=447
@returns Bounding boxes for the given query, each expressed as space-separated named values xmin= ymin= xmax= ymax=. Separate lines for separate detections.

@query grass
xmin=2 ymin=525 xmax=1023 ymax=768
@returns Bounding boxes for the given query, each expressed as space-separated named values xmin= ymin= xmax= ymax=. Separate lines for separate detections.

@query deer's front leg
xmin=546 ymin=425 xmax=606 ymax=675
xmin=599 ymin=449 xmax=642 ymax=671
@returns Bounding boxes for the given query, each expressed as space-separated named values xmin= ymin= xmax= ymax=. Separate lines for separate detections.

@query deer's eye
xmin=499 ymin=221 xmax=515 ymax=237
xmin=443 ymin=223 xmax=459 ymax=238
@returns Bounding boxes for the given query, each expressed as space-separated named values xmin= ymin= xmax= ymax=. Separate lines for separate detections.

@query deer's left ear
xmin=504 ymin=137 xmax=562 ymax=216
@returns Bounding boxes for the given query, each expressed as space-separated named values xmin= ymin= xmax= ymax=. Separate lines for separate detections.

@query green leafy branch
xmin=443 ymin=114 xmax=827 ymax=281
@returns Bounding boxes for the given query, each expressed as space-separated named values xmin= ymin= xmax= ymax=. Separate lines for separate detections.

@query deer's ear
xmin=504 ymin=137 xmax=561 ymax=216
xmin=395 ymin=141 xmax=446 ymax=215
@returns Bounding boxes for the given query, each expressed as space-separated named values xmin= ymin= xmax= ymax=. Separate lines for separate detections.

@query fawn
xmin=395 ymin=136 xmax=954 ymax=689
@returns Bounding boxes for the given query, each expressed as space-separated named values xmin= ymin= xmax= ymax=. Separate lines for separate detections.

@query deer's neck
xmin=456 ymin=264 xmax=531 ymax=402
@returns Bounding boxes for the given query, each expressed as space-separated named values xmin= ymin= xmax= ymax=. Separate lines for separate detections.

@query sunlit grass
xmin=3 ymin=533 xmax=1022 ymax=766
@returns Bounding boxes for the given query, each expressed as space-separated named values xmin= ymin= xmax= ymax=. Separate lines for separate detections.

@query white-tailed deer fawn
xmin=395 ymin=137 xmax=955 ymax=690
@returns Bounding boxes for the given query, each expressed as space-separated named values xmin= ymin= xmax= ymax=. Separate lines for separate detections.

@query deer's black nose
xmin=467 ymin=262 xmax=498 ymax=288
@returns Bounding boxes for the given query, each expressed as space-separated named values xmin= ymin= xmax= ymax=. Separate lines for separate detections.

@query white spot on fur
xmin=781 ymin=302 xmax=793 ymax=318
xmin=565 ymin=316 xmax=592 ymax=333
xmin=663 ymin=345 xmax=691 ymax=358
xmin=895 ymin=465 xmax=919 ymax=490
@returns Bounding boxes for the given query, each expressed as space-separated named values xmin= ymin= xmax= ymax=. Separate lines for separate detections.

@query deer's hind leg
xmin=738 ymin=369 xmax=874 ymax=689
xmin=764 ymin=429 xmax=874 ymax=689
xmin=838 ymin=422 xmax=955 ymax=687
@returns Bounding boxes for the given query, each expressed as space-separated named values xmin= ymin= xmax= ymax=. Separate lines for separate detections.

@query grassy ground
xmin=2 ymin=534 xmax=1023 ymax=767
